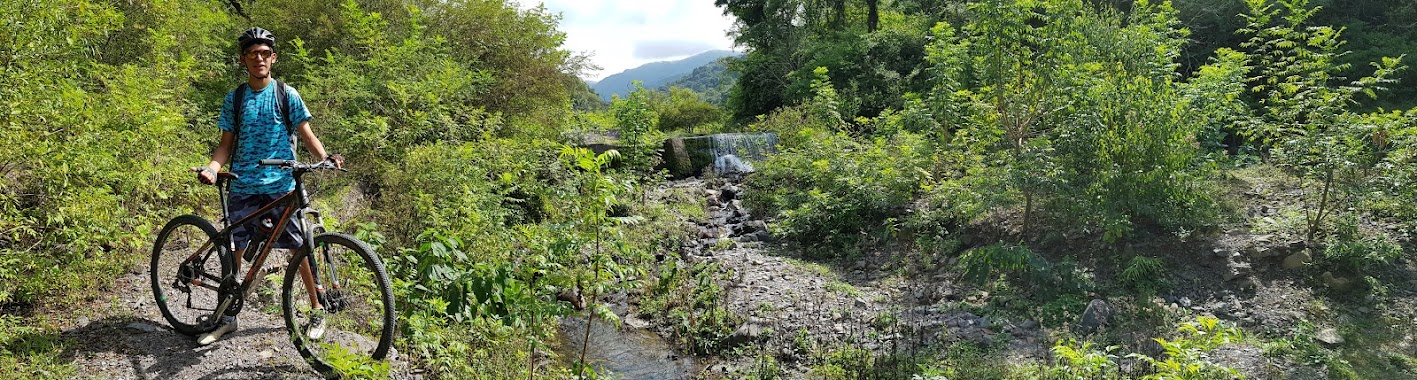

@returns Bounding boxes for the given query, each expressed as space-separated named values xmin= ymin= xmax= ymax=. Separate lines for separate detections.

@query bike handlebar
xmin=258 ymin=159 xmax=347 ymax=172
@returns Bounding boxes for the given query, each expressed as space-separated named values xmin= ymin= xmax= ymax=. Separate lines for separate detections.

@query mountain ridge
xmin=591 ymin=50 xmax=740 ymax=101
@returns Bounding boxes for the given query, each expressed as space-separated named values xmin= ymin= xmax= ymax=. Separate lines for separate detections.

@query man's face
xmin=241 ymin=44 xmax=276 ymax=79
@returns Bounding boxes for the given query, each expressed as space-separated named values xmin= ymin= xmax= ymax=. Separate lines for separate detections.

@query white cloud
xmin=521 ymin=0 xmax=737 ymax=81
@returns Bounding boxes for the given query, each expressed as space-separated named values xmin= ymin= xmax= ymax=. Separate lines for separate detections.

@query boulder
xmin=1316 ymin=328 xmax=1344 ymax=346
xmin=1080 ymin=299 xmax=1112 ymax=334
xmin=1282 ymin=249 xmax=1312 ymax=269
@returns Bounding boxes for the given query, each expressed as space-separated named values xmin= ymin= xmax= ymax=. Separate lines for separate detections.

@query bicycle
xmin=150 ymin=159 xmax=395 ymax=378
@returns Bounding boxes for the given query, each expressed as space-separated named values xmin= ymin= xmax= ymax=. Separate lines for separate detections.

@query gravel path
xmin=64 ymin=262 xmax=414 ymax=379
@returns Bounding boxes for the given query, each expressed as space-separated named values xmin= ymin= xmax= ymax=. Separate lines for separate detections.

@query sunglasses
xmin=243 ymin=50 xmax=275 ymax=60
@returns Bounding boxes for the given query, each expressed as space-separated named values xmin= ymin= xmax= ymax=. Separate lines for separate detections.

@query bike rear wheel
xmin=282 ymin=232 xmax=395 ymax=378
xmin=151 ymin=215 xmax=234 ymax=335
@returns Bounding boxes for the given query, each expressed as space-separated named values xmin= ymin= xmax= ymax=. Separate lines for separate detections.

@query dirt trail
xmin=64 ymin=262 xmax=415 ymax=380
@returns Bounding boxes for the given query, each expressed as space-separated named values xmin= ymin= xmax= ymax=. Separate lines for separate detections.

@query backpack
xmin=229 ymin=79 xmax=297 ymax=163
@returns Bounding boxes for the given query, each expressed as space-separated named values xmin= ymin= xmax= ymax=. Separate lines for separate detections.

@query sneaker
xmin=196 ymin=316 xmax=238 ymax=346
xmin=306 ymin=311 xmax=326 ymax=340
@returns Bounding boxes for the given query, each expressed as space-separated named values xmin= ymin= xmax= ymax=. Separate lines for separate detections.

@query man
xmin=193 ymin=27 xmax=341 ymax=345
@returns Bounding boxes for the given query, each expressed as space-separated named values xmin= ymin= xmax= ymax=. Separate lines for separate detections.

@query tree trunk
xmin=866 ymin=0 xmax=880 ymax=32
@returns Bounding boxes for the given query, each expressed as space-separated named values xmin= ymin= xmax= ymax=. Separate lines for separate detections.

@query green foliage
xmin=291 ymin=0 xmax=500 ymax=173
xmin=1322 ymin=214 xmax=1402 ymax=274
xmin=1042 ymin=340 xmax=1123 ymax=379
xmin=919 ymin=0 xmax=1222 ymax=242
xmin=744 ymin=128 xmax=929 ymax=253
xmin=638 ymin=260 xmax=741 ymax=355
xmin=956 ymin=244 xmax=1050 ymax=287
xmin=251 ymin=0 xmax=578 ymax=129
xmin=916 ymin=342 xmax=1011 ymax=379
xmin=1131 ymin=316 xmax=1246 ymax=379
xmin=1119 ymin=256 xmax=1169 ymax=295
xmin=610 ymin=82 xmax=661 ymax=172
xmin=1021 ymin=316 xmax=1245 ymax=379
xmin=0 ymin=316 xmax=73 ymax=378
xmin=1263 ymin=319 xmax=1336 ymax=368
xmin=1236 ymin=0 xmax=1410 ymax=247
xmin=318 ymin=341 xmax=392 ymax=379
xmin=808 ymin=342 xmax=928 ymax=380
xmin=0 ymin=0 xmax=225 ymax=305
xmin=653 ymin=87 xmax=726 ymax=135
xmin=377 ymin=140 xmax=554 ymax=242
xmin=662 ymin=57 xmax=737 ymax=106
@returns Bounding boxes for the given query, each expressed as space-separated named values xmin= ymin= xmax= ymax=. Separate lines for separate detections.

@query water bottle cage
xmin=245 ymin=218 xmax=276 ymax=262
xmin=258 ymin=218 xmax=276 ymax=235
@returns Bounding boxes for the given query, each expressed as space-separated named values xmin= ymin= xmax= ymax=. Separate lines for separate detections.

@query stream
xmin=555 ymin=312 xmax=702 ymax=379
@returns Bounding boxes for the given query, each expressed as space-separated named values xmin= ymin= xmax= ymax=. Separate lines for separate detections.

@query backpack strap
xmin=272 ymin=79 xmax=297 ymax=155
xmin=272 ymin=79 xmax=293 ymax=135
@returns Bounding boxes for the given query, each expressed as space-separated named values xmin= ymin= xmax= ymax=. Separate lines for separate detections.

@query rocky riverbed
xmin=622 ymin=175 xmax=1417 ymax=379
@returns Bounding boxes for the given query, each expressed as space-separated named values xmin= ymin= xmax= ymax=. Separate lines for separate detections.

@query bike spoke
xmin=151 ymin=216 xmax=231 ymax=335
xmin=283 ymin=233 xmax=394 ymax=377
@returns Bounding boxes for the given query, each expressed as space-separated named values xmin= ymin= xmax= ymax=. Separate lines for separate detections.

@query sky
xmin=519 ymin=0 xmax=738 ymax=81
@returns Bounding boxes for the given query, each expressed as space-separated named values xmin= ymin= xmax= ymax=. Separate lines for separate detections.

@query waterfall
xmin=662 ymin=133 xmax=779 ymax=178
xmin=707 ymin=133 xmax=778 ymax=163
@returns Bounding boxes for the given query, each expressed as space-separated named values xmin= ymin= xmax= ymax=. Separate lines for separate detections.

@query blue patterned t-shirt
xmin=218 ymin=82 xmax=313 ymax=195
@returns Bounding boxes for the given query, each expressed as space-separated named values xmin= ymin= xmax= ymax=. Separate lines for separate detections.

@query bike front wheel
xmin=151 ymin=215 xmax=233 ymax=335
xmin=282 ymin=232 xmax=395 ymax=378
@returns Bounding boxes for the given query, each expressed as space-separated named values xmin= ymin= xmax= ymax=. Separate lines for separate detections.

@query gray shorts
xmin=229 ymin=192 xmax=305 ymax=250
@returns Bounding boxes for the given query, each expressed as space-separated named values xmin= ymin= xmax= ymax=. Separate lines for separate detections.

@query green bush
xmin=1322 ymin=215 xmax=1402 ymax=274
xmin=744 ymin=128 xmax=929 ymax=253
xmin=956 ymin=244 xmax=1050 ymax=287
xmin=0 ymin=0 xmax=227 ymax=305
xmin=639 ymin=260 xmax=740 ymax=355
xmin=1119 ymin=256 xmax=1168 ymax=295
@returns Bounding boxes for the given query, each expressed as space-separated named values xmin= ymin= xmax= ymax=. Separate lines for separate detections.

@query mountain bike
xmin=150 ymin=159 xmax=394 ymax=378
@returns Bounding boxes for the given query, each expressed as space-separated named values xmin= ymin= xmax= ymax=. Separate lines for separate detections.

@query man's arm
xmin=197 ymin=130 xmax=236 ymax=184
xmin=296 ymin=121 xmax=342 ymax=167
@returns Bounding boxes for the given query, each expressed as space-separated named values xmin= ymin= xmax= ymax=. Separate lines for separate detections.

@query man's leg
xmin=298 ymin=257 xmax=327 ymax=339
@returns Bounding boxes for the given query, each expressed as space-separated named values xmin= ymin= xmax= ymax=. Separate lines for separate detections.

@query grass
xmin=0 ymin=315 xmax=73 ymax=379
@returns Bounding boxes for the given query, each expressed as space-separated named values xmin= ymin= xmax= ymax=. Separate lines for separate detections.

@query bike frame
xmin=192 ymin=166 xmax=336 ymax=321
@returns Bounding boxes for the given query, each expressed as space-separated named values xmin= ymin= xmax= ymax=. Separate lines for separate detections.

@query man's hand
xmin=325 ymin=154 xmax=345 ymax=169
xmin=194 ymin=166 xmax=216 ymax=185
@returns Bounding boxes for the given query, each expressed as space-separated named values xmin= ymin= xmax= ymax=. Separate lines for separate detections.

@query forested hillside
xmin=591 ymin=49 xmax=739 ymax=101
xmin=3 ymin=0 xmax=1416 ymax=379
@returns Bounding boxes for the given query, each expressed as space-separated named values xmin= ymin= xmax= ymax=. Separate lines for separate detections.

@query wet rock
xmin=1080 ymin=299 xmax=1112 ymax=334
xmin=1224 ymin=259 xmax=1252 ymax=281
xmin=1282 ymin=249 xmax=1312 ymax=269
xmin=752 ymin=231 xmax=773 ymax=243
xmin=625 ymin=316 xmax=650 ymax=329
xmin=126 ymin=322 xmax=160 ymax=333
xmin=727 ymin=320 xmax=768 ymax=347
xmin=1321 ymin=271 xmax=1353 ymax=291
xmin=720 ymin=185 xmax=741 ymax=203
xmin=1246 ymin=245 xmax=1278 ymax=259
xmin=1316 ymin=328 xmax=1344 ymax=346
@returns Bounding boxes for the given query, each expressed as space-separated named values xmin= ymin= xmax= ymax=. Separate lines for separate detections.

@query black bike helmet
xmin=238 ymin=27 xmax=276 ymax=52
